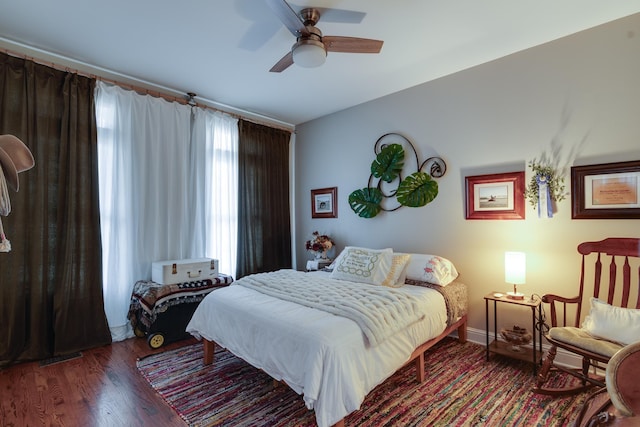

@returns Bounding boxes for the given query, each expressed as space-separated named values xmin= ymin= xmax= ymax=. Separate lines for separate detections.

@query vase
xmin=315 ymin=250 xmax=328 ymax=260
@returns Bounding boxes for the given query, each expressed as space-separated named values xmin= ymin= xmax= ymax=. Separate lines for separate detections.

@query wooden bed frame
xmin=202 ymin=314 xmax=468 ymax=427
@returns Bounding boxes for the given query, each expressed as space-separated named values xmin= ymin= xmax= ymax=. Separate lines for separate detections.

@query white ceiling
xmin=1 ymin=1 xmax=639 ymax=126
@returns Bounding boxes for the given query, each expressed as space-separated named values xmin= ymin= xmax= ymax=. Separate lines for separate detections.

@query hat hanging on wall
xmin=0 ymin=134 xmax=35 ymax=192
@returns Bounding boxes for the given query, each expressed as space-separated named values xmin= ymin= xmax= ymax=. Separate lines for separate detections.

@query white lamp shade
xmin=505 ymin=251 xmax=526 ymax=284
xmin=292 ymin=40 xmax=326 ymax=68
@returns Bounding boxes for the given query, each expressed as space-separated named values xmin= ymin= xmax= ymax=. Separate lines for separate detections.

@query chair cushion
xmin=549 ymin=326 xmax=623 ymax=358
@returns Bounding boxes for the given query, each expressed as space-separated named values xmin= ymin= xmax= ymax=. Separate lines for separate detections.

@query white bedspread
xmin=186 ymin=270 xmax=447 ymax=427
xmin=235 ymin=269 xmax=425 ymax=347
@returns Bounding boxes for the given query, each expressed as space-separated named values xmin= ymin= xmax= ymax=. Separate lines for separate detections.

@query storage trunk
xmin=128 ymin=274 xmax=233 ymax=348
xmin=151 ymin=258 xmax=218 ymax=285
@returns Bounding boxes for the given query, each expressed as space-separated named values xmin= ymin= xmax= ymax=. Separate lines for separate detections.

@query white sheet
xmin=186 ymin=271 xmax=447 ymax=427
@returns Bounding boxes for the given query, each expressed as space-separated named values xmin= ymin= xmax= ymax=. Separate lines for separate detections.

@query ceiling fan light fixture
xmin=292 ymin=39 xmax=326 ymax=68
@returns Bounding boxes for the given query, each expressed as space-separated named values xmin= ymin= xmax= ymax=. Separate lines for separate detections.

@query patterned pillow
xmin=381 ymin=254 xmax=412 ymax=288
xmin=330 ymin=247 xmax=393 ymax=286
xmin=402 ymin=253 xmax=459 ymax=286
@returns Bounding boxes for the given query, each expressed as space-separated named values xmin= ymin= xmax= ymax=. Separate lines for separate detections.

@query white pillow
xmin=582 ymin=297 xmax=640 ymax=345
xmin=330 ymin=247 xmax=393 ymax=286
xmin=402 ymin=253 xmax=459 ymax=286
xmin=381 ymin=253 xmax=412 ymax=288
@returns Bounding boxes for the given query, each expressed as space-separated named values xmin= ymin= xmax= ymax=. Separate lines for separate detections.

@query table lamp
xmin=505 ymin=251 xmax=526 ymax=300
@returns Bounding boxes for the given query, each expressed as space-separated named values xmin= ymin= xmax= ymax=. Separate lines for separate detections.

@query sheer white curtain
xmin=95 ymin=82 xmax=238 ymax=340
xmin=190 ymin=108 xmax=238 ymax=277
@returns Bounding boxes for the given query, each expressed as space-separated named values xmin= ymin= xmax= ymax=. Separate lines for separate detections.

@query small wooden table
xmin=484 ymin=292 xmax=543 ymax=375
xmin=305 ymin=258 xmax=332 ymax=271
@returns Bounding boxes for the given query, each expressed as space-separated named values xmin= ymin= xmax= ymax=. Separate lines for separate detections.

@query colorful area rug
xmin=137 ymin=338 xmax=589 ymax=426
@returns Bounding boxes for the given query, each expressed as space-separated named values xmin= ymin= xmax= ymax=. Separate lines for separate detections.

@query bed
xmin=186 ymin=248 xmax=468 ymax=427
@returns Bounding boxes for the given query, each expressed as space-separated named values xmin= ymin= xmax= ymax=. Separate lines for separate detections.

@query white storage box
xmin=151 ymin=258 xmax=218 ymax=285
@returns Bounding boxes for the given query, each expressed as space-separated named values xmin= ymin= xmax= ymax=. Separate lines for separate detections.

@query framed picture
xmin=571 ymin=160 xmax=640 ymax=219
xmin=311 ymin=187 xmax=337 ymax=219
xmin=465 ymin=172 xmax=525 ymax=220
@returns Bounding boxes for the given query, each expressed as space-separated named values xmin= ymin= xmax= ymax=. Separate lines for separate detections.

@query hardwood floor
xmin=0 ymin=337 xmax=198 ymax=426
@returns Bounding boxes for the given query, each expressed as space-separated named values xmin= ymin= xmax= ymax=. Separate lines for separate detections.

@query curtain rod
xmin=0 ymin=44 xmax=295 ymax=133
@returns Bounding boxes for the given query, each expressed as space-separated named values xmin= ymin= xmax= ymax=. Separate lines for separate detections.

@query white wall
xmin=294 ymin=14 xmax=640 ymax=333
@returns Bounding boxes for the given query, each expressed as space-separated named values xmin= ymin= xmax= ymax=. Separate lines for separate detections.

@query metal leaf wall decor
xmin=349 ymin=133 xmax=447 ymax=218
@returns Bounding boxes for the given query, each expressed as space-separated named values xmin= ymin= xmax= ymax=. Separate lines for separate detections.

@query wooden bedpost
xmin=457 ymin=320 xmax=468 ymax=343
xmin=415 ymin=352 xmax=426 ymax=383
xmin=203 ymin=339 xmax=216 ymax=365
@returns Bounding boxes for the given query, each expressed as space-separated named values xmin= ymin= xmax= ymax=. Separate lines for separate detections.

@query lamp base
xmin=506 ymin=291 xmax=525 ymax=300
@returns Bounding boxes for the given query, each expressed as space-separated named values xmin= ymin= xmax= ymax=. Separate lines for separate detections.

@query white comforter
xmin=235 ymin=269 xmax=425 ymax=347
xmin=186 ymin=270 xmax=447 ymax=427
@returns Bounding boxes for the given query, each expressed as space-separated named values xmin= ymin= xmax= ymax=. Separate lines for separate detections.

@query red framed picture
xmin=311 ymin=187 xmax=337 ymax=219
xmin=465 ymin=172 xmax=525 ymax=220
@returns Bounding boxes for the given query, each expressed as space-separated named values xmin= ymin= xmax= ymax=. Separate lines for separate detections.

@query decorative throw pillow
xmin=403 ymin=253 xmax=459 ymax=286
xmin=381 ymin=254 xmax=412 ymax=288
xmin=582 ymin=297 xmax=640 ymax=345
xmin=330 ymin=247 xmax=393 ymax=286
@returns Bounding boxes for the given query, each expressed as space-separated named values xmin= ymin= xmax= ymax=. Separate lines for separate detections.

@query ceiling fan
xmin=266 ymin=0 xmax=384 ymax=72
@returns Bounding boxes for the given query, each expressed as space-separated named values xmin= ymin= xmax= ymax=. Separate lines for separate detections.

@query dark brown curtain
xmin=0 ymin=52 xmax=111 ymax=367
xmin=236 ymin=120 xmax=292 ymax=278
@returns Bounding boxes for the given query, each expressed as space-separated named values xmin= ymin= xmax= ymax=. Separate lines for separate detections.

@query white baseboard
xmin=453 ymin=326 xmax=582 ymax=369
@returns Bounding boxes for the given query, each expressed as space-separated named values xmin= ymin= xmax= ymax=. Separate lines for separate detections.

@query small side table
xmin=484 ymin=292 xmax=543 ymax=375
xmin=305 ymin=258 xmax=332 ymax=271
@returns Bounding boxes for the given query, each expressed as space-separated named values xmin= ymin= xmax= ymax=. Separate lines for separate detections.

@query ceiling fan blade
xmin=265 ymin=0 xmax=309 ymax=37
xmin=238 ymin=21 xmax=282 ymax=51
xmin=314 ymin=8 xmax=365 ymax=24
xmin=285 ymin=2 xmax=365 ymax=24
xmin=269 ymin=51 xmax=294 ymax=73
xmin=323 ymin=36 xmax=384 ymax=54
xmin=236 ymin=0 xmax=283 ymax=51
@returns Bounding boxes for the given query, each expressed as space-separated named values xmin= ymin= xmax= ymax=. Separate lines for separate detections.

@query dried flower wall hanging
xmin=523 ymin=161 xmax=566 ymax=218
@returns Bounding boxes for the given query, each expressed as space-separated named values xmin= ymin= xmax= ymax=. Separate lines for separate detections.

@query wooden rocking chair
xmin=533 ymin=237 xmax=640 ymax=396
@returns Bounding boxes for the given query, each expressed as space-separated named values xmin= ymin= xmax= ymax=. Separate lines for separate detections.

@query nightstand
xmin=305 ymin=258 xmax=332 ymax=271
xmin=484 ymin=292 xmax=543 ymax=375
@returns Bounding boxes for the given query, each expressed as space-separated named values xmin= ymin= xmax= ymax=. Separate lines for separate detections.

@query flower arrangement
xmin=523 ymin=161 xmax=566 ymax=209
xmin=305 ymin=231 xmax=334 ymax=259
